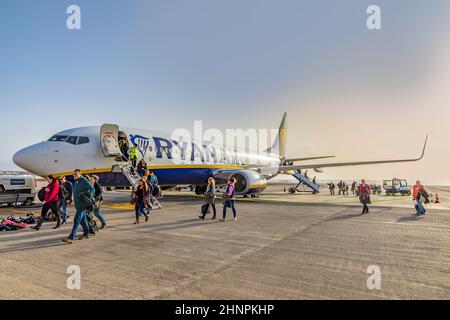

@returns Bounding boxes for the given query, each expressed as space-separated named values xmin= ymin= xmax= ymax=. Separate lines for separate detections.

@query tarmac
xmin=0 ymin=185 xmax=449 ymax=300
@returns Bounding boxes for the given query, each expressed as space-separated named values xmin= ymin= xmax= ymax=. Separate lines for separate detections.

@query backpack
xmin=419 ymin=189 xmax=430 ymax=204
xmin=86 ymin=211 xmax=99 ymax=235
xmin=37 ymin=187 xmax=46 ymax=202
xmin=79 ymin=192 xmax=94 ymax=211
xmin=59 ymin=183 xmax=69 ymax=199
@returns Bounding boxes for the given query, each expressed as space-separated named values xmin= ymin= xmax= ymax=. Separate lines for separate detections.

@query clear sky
xmin=1 ymin=0 xmax=449 ymax=185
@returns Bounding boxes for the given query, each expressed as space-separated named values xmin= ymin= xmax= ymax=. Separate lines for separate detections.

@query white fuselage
xmin=13 ymin=126 xmax=280 ymax=187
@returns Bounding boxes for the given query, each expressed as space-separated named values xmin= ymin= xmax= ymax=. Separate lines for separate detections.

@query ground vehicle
xmin=0 ymin=171 xmax=37 ymax=206
xmin=370 ymin=184 xmax=382 ymax=195
xmin=383 ymin=178 xmax=411 ymax=196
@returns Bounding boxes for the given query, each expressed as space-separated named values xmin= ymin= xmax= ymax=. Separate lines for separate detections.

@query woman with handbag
xmin=32 ymin=175 xmax=61 ymax=231
xmin=199 ymin=177 xmax=217 ymax=220
xmin=133 ymin=180 xmax=149 ymax=224
xmin=358 ymin=179 xmax=371 ymax=215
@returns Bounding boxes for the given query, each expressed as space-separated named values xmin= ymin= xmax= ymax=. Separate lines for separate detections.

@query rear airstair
xmin=292 ymin=170 xmax=320 ymax=194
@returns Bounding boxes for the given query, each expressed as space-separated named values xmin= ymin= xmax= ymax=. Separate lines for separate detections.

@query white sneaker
xmin=233 ymin=217 xmax=238 ymax=221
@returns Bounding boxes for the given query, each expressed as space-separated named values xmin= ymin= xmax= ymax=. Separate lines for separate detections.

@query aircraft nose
xmin=13 ymin=142 xmax=49 ymax=175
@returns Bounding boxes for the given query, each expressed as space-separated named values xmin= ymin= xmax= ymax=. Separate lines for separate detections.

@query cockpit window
xmin=48 ymin=135 xmax=90 ymax=145
xmin=77 ymin=137 xmax=90 ymax=145
xmin=66 ymin=136 xmax=78 ymax=145
xmin=48 ymin=135 xmax=68 ymax=142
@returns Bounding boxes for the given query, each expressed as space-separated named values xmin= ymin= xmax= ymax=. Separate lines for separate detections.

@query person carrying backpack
xmin=59 ymin=176 xmax=73 ymax=225
xmin=413 ymin=180 xmax=428 ymax=215
xmin=32 ymin=175 xmax=61 ymax=231
xmin=62 ymin=169 xmax=95 ymax=243
xmin=359 ymin=179 xmax=371 ymax=215
xmin=89 ymin=175 xmax=107 ymax=229
xmin=148 ymin=170 xmax=162 ymax=209
xmin=221 ymin=178 xmax=237 ymax=222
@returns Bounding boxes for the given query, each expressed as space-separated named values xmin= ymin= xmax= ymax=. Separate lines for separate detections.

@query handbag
xmin=201 ymin=203 xmax=209 ymax=215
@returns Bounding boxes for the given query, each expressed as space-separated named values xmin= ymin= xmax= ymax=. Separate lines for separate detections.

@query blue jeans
xmin=69 ymin=209 xmax=90 ymax=239
xmin=135 ymin=201 xmax=148 ymax=219
xmin=223 ymin=200 xmax=237 ymax=219
xmin=416 ymin=200 xmax=425 ymax=214
xmin=94 ymin=203 xmax=106 ymax=226
xmin=59 ymin=198 xmax=68 ymax=222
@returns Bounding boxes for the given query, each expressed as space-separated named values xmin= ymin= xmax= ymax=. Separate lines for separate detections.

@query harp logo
xmin=130 ymin=134 xmax=151 ymax=157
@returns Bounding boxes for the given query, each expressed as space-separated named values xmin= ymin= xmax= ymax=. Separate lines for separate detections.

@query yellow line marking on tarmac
xmin=103 ymin=204 xmax=134 ymax=210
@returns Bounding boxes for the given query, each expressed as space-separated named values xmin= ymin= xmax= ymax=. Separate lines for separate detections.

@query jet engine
xmin=214 ymin=169 xmax=267 ymax=195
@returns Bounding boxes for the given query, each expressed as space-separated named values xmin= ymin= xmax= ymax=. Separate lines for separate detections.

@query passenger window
xmin=66 ymin=136 xmax=78 ymax=145
xmin=77 ymin=137 xmax=90 ymax=145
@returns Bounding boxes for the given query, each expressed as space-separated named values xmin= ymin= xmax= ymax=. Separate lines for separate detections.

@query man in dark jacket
xmin=59 ymin=176 xmax=73 ymax=225
xmin=63 ymin=169 xmax=95 ymax=243
xmin=90 ymin=175 xmax=106 ymax=229
xmin=137 ymin=158 xmax=147 ymax=177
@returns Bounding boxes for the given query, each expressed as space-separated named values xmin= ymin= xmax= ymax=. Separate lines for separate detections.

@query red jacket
xmin=412 ymin=185 xmax=423 ymax=199
xmin=358 ymin=183 xmax=371 ymax=194
xmin=44 ymin=181 xmax=60 ymax=203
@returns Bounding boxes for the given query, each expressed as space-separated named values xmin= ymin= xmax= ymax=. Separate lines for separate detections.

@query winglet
xmin=264 ymin=112 xmax=288 ymax=158
xmin=418 ymin=134 xmax=428 ymax=160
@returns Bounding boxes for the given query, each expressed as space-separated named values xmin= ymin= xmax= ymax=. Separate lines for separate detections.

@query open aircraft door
xmin=100 ymin=124 xmax=122 ymax=157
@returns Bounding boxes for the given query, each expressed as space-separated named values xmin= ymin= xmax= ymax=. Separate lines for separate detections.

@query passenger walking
xmin=351 ymin=181 xmax=357 ymax=195
xmin=412 ymin=180 xmax=427 ymax=215
xmin=221 ymin=178 xmax=237 ymax=222
xmin=137 ymin=158 xmax=147 ymax=177
xmin=133 ymin=180 xmax=149 ymax=224
xmin=200 ymin=177 xmax=217 ymax=220
xmin=119 ymin=136 xmax=130 ymax=161
xmin=62 ymin=169 xmax=95 ymax=243
xmin=359 ymin=179 xmax=371 ymax=215
xmin=58 ymin=176 xmax=73 ymax=225
xmin=148 ymin=170 xmax=162 ymax=209
xmin=328 ymin=182 xmax=335 ymax=195
xmin=33 ymin=175 xmax=61 ymax=230
xmin=337 ymin=180 xmax=343 ymax=195
xmin=90 ymin=175 xmax=107 ymax=229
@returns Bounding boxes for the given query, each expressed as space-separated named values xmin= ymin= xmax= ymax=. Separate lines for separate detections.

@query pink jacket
xmin=44 ymin=181 xmax=60 ymax=203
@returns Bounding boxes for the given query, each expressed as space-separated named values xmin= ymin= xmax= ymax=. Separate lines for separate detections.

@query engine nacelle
xmin=229 ymin=170 xmax=267 ymax=195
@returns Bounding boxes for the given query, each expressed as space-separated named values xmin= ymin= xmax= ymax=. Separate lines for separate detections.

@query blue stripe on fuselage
xmin=90 ymin=167 xmax=215 ymax=187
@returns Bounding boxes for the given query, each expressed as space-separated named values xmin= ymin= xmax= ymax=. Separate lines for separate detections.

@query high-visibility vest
xmin=129 ymin=147 xmax=138 ymax=159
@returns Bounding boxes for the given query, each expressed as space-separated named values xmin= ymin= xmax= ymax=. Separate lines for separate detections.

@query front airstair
xmin=118 ymin=164 xmax=142 ymax=189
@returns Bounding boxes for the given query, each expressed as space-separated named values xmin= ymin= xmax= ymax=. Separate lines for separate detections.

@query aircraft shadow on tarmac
xmin=111 ymin=218 xmax=218 ymax=233
xmin=0 ymin=237 xmax=67 ymax=254
xmin=0 ymin=218 xmax=219 ymax=251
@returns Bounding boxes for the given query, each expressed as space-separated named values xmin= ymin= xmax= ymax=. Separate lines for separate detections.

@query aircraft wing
xmin=284 ymin=155 xmax=335 ymax=162
xmin=276 ymin=135 xmax=428 ymax=172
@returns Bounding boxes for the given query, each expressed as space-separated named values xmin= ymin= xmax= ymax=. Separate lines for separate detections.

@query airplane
xmin=12 ymin=113 xmax=427 ymax=196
